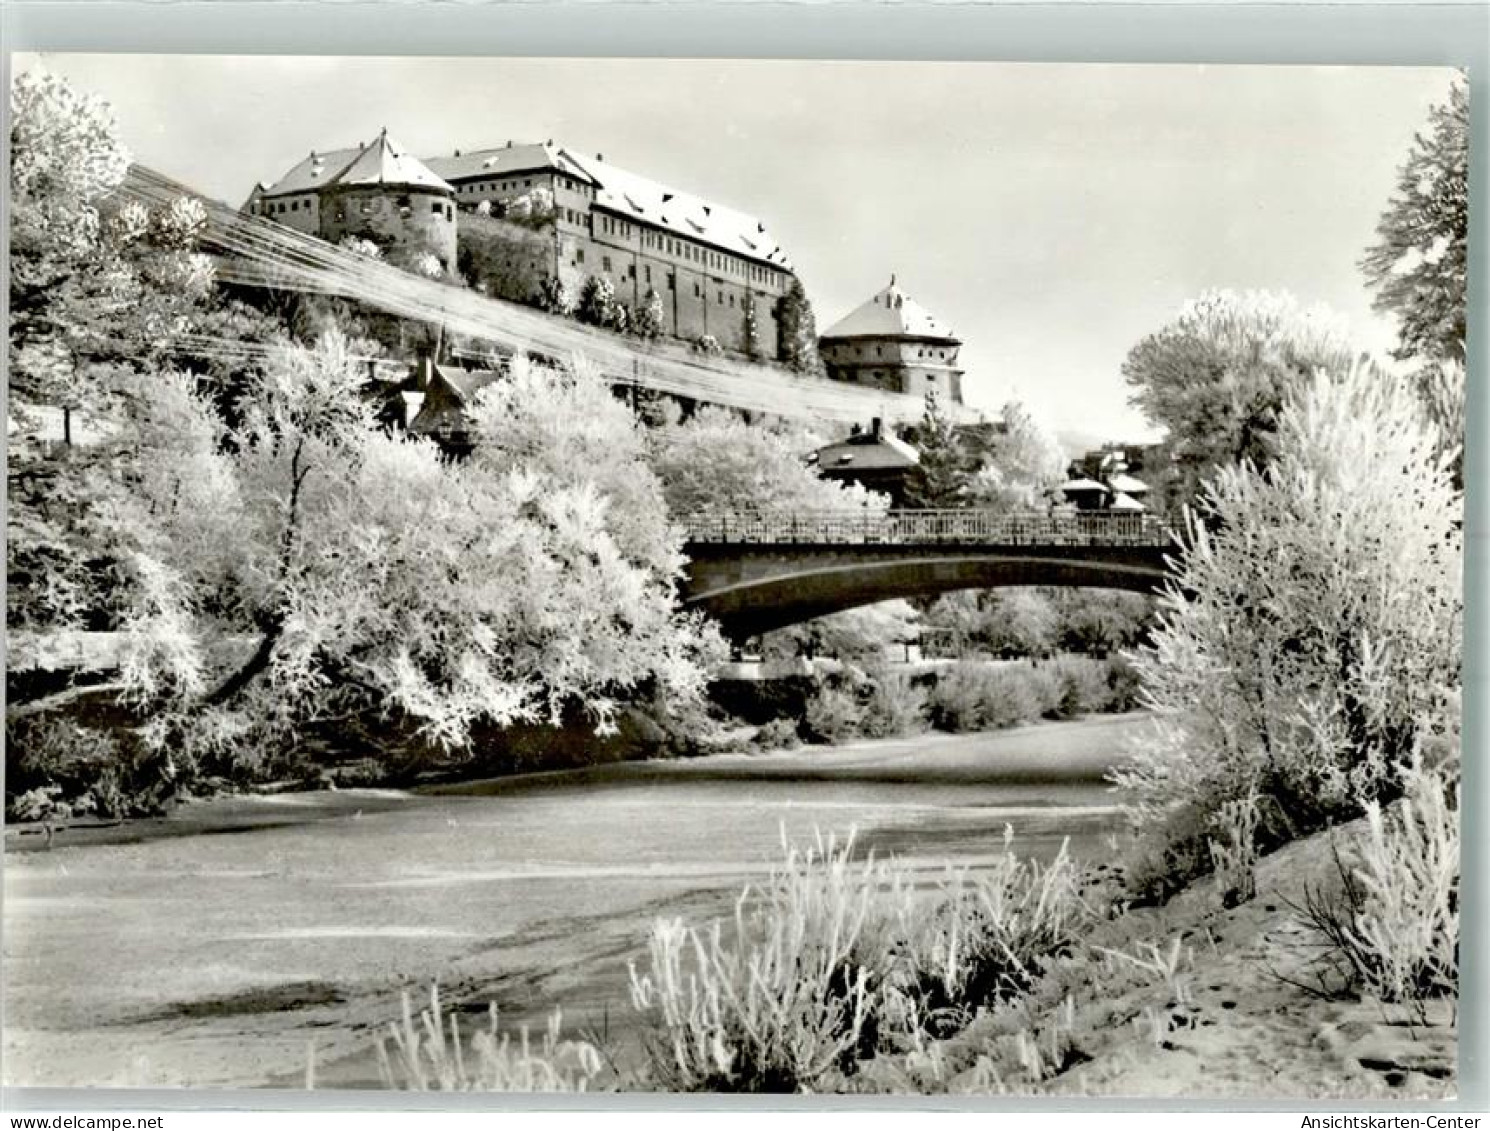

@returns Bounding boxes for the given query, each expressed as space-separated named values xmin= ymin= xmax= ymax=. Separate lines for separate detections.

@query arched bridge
xmin=680 ymin=510 xmax=1177 ymax=640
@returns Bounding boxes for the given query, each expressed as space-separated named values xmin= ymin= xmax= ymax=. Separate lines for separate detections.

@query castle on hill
xmin=246 ymin=132 xmax=965 ymax=404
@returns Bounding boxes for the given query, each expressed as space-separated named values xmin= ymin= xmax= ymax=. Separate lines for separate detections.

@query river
xmin=1 ymin=712 xmax=1150 ymax=1090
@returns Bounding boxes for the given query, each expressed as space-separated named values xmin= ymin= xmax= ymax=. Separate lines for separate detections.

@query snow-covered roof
xmin=814 ymin=427 xmax=921 ymax=472
xmin=820 ymin=279 xmax=959 ymax=343
xmin=425 ymin=143 xmax=596 ymax=186
xmin=1108 ymin=492 xmax=1146 ymax=512
xmin=1060 ymin=477 xmax=1108 ymax=495
xmin=1107 ymin=472 xmax=1150 ymax=495
xmin=561 ymin=150 xmax=793 ymax=271
xmin=255 ymin=131 xmax=452 ymax=199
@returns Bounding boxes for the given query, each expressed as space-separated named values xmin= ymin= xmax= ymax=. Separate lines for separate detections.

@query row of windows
xmin=257 ymin=196 xmax=313 ymax=216
xmin=829 ymin=344 xmax=954 ymax=361
xmin=452 ymin=173 xmax=594 ymax=200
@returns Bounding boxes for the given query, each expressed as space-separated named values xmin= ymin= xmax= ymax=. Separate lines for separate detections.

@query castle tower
xmin=818 ymin=277 xmax=965 ymax=405
xmin=247 ymin=129 xmax=458 ymax=274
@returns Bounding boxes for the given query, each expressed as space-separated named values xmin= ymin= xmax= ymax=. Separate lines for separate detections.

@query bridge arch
xmin=678 ymin=509 xmax=1176 ymax=641
xmin=683 ymin=547 xmax=1171 ymax=641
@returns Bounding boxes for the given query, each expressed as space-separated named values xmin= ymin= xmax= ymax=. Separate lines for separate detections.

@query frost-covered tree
xmin=576 ymin=274 xmax=622 ymax=330
xmin=1114 ymin=361 xmax=1462 ymax=859
xmin=647 ymin=405 xmax=887 ymax=516
xmin=535 ymin=273 xmax=573 ymax=316
xmin=1361 ymin=78 xmax=1469 ymax=486
xmin=1361 ymin=77 xmax=1468 ymax=367
xmin=1122 ymin=290 xmax=1360 ymax=512
xmin=633 ymin=289 xmax=665 ymax=341
xmin=8 ymin=68 xmax=219 ymax=632
xmin=971 ymin=400 xmax=1066 ymax=512
xmin=113 ymin=340 xmax=724 ymax=760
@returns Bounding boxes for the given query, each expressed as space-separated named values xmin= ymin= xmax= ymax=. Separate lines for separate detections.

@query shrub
xmin=802 ymin=683 xmax=865 ymax=745
xmin=1113 ymin=361 xmax=1462 ymax=876
xmin=1297 ymin=769 xmax=1458 ymax=1014
xmin=860 ymin=673 xmax=928 ymax=738
xmin=926 ymin=664 xmax=1039 ymax=733
xmin=753 ymin=717 xmax=803 ymax=751
xmin=1207 ymin=792 xmax=1261 ymax=908
xmin=369 ymin=984 xmax=605 ymax=1092
xmin=1045 ymin=657 xmax=1115 ymax=718
xmin=628 ymin=831 xmax=883 ymax=1092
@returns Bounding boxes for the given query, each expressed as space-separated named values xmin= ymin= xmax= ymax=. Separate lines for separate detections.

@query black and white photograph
xmin=3 ymin=54 xmax=1470 ymax=1099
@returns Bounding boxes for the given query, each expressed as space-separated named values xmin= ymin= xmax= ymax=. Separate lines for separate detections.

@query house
xmin=810 ymin=418 xmax=921 ymax=505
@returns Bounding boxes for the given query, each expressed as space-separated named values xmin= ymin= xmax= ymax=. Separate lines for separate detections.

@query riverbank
xmin=6 ymin=709 xmax=1452 ymax=1099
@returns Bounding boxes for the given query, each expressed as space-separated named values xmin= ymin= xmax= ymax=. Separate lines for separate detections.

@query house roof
xmin=813 ymin=427 xmax=921 ymax=473
xmin=1108 ymin=492 xmax=1147 ymax=512
xmin=561 ymin=150 xmax=793 ymax=271
xmin=1107 ymin=472 xmax=1150 ymax=495
xmin=254 ymin=131 xmax=452 ymax=199
xmin=820 ymin=279 xmax=959 ymax=343
xmin=425 ymin=142 xmax=597 ymax=186
xmin=429 ymin=364 xmax=504 ymax=403
xmin=1060 ymin=477 xmax=1109 ymax=495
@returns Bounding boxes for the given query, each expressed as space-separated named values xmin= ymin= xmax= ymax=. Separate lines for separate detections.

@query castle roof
xmin=425 ymin=142 xmax=596 ymax=186
xmin=562 ymin=150 xmax=793 ymax=271
xmin=821 ymin=279 xmax=959 ymax=343
xmin=255 ymin=131 xmax=452 ymax=199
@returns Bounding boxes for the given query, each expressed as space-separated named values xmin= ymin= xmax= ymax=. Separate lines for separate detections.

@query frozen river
xmin=2 ymin=712 xmax=1150 ymax=1090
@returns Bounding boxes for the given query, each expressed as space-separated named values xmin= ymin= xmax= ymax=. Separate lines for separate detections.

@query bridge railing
xmin=680 ymin=509 xmax=1171 ymax=547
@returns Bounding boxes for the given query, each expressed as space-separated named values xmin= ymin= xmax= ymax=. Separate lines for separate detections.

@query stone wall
xmin=319 ymin=186 xmax=458 ymax=273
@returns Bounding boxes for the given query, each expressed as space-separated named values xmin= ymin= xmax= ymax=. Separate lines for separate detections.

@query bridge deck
xmin=681 ymin=509 xmax=1171 ymax=548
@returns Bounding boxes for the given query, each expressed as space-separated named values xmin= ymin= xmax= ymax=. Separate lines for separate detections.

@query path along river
xmin=2 ymin=712 xmax=1151 ymax=1090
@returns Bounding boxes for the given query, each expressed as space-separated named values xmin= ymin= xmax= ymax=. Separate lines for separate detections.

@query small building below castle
xmin=818 ymin=279 xmax=965 ymax=405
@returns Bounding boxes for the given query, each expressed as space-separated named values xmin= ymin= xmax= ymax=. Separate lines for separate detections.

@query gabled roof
xmin=813 ymin=427 xmax=921 ymax=473
xmin=425 ymin=143 xmax=596 ymax=186
xmin=560 ymin=150 xmax=792 ymax=271
xmin=821 ymin=279 xmax=959 ymax=343
xmin=255 ymin=131 xmax=452 ymax=200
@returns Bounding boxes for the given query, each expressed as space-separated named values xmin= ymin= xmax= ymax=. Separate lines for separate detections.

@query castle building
xmin=246 ymin=134 xmax=798 ymax=357
xmin=246 ymin=130 xmax=458 ymax=273
xmin=818 ymin=279 xmax=965 ymax=405
xmin=424 ymin=144 xmax=796 ymax=352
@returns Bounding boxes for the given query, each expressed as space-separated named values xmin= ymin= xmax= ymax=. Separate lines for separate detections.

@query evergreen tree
xmin=1361 ymin=77 xmax=1468 ymax=366
xmin=742 ymin=295 xmax=764 ymax=362
xmin=575 ymin=274 xmax=617 ymax=328
xmin=776 ymin=277 xmax=824 ymax=375
xmin=902 ymin=391 xmax=975 ymax=509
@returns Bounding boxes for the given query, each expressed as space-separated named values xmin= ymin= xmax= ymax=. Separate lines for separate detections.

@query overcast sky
xmin=19 ymin=54 xmax=1457 ymax=442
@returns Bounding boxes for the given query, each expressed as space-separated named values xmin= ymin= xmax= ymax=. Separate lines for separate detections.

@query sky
xmin=17 ymin=54 xmax=1458 ymax=443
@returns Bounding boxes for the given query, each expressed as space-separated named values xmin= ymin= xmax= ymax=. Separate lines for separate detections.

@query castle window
xmin=603 ymin=256 xmax=612 ymax=272
xmin=432 ymin=201 xmax=442 ymax=214
xmin=644 ymin=265 xmax=651 ymax=282
xmin=576 ymin=249 xmax=585 ymax=264
xmin=667 ymin=273 xmax=675 ymax=291
xmin=694 ymin=282 xmax=701 ymax=297
xmin=627 ymin=264 xmax=635 ymax=279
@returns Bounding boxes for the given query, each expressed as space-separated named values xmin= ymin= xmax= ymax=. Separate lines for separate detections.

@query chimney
xmin=415 ymin=355 xmax=434 ymax=390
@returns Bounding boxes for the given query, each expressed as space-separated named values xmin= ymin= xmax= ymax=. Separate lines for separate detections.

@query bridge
xmin=680 ymin=510 xmax=1177 ymax=640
